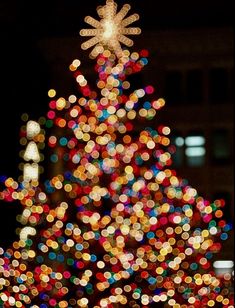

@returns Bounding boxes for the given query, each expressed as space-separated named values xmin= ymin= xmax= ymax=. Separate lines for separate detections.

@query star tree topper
xmin=80 ymin=0 xmax=141 ymax=58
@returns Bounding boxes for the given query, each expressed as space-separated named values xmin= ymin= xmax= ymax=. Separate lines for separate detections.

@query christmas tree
xmin=0 ymin=0 xmax=233 ymax=307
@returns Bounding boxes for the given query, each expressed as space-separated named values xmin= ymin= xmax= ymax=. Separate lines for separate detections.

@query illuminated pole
xmin=20 ymin=120 xmax=41 ymax=240
xmin=23 ymin=120 xmax=41 ymax=183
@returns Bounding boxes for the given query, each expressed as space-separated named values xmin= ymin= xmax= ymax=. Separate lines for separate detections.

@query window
xmin=209 ymin=68 xmax=229 ymax=103
xmin=185 ymin=134 xmax=206 ymax=167
xmin=186 ymin=69 xmax=203 ymax=103
xmin=212 ymin=129 xmax=230 ymax=163
xmin=171 ymin=133 xmax=207 ymax=167
xmin=164 ymin=71 xmax=183 ymax=104
xmin=171 ymin=135 xmax=184 ymax=167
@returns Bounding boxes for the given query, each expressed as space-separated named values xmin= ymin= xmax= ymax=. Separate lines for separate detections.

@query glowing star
xmin=80 ymin=0 xmax=141 ymax=58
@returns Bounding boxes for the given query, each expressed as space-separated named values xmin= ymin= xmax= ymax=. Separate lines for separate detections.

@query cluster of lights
xmin=0 ymin=0 xmax=233 ymax=307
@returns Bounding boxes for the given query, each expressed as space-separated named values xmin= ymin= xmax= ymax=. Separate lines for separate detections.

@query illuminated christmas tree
xmin=0 ymin=0 xmax=233 ymax=307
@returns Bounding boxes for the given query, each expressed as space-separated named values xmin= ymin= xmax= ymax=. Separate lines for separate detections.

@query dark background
xmin=0 ymin=0 xmax=234 ymax=245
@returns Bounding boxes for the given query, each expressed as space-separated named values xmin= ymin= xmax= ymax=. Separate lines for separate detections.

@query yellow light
xmin=48 ymin=89 xmax=56 ymax=98
xmin=56 ymin=97 xmax=66 ymax=110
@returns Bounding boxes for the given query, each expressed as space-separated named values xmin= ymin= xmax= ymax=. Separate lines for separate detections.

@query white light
xmin=26 ymin=121 xmax=40 ymax=139
xmin=8 ymin=297 xmax=15 ymax=305
xmin=175 ymin=137 xmax=184 ymax=147
xmin=23 ymin=141 xmax=40 ymax=162
xmin=185 ymin=136 xmax=205 ymax=146
xmin=20 ymin=226 xmax=36 ymax=240
xmin=185 ymin=147 xmax=205 ymax=157
xmin=136 ymin=89 xmax=145 ymax=98
xmin=213 ymin=260 xmax=234 ymax=269
xmin=23 ymin=163 xmax=39 ymax=182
